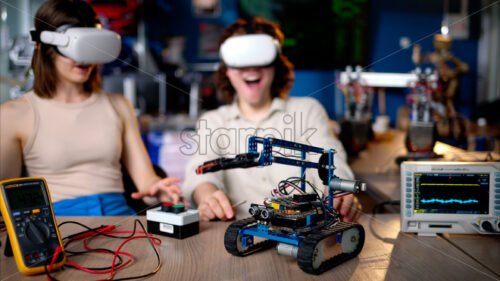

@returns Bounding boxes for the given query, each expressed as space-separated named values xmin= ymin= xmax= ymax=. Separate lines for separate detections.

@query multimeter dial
xmin=26 ymin=221 xmax=51 ymax=244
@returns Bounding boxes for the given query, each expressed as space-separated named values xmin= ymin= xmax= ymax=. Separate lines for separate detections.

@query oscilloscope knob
xmin=26 ymin=221 xmax=51 ymax=244
xmin=480 ymin=220 xmax=494 ymax=233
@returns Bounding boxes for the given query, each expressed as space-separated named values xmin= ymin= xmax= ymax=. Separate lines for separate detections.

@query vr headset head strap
xmin=30 ymin=30 xmax=41 ymax=43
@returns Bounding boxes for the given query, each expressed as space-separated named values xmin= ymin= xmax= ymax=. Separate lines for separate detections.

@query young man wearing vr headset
xmin=0 ymin=0 xmax=187 ymax=215
xmin=183 ymin=18 xmax=361 ymax=222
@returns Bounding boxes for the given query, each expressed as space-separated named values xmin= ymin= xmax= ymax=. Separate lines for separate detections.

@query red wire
xmin=63 ymin=234 xmax=134 ymax=275
xmin=61 ymin=227 xmax=161 ymax=278
xmin=70 ymin=225 xmax=116 ymax=240
xmin=46 ymin=245 xmax=63 ymax=280
xmin=48 ymin=246 xmax=62 ymax=272
xmin=105 ymin=232 xmax=160 ymax=281
xmin=81 ymin=238 xmax=134 ymax=273
xmin=333 ymin=192 xmax=353 ymax=199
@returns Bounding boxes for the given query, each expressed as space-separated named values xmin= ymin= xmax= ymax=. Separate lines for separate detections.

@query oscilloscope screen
xmin=414 ymin=173 xmax=489 ymax=214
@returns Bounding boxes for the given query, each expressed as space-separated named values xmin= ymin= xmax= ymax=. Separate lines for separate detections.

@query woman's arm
xmin=0 ymin=97 xmax=33 ymax=180
xmin=107 ymin=93 xmax=187 ymax=204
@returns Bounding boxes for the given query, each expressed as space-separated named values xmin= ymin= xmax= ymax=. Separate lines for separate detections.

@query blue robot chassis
xmin=197 ymin=137 xmax=366 ymax=274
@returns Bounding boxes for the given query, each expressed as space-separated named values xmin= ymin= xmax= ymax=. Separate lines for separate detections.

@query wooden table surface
xmin=2 ymin=214 xmax=499 ymax=281
xmin=349 ymin=130 xmax=406 ymax=203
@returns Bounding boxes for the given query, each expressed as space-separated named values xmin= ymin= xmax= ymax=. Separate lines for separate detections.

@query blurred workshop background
xmin=1 ymin=0 xmax=499 ymax=184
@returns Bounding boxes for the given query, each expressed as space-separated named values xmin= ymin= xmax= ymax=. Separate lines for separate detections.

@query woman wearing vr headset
xmin=0 ymin=0 xmax=187 ymax=215
xmin=183 ymin=18 xmax=361 ymax=222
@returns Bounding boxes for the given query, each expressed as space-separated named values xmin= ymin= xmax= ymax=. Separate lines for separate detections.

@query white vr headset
xmin=220 ymin=34 xmax=280 ymax=68
xmin=31 ymin=25 xmax=121 ymax=64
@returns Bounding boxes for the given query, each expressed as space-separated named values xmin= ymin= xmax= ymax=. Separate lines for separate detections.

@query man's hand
xmin=193 ymin=183 xmax=234 ymax=221
xmin=131 ymin=177 xmax=190 ymax=206
xmin=333 ymin=194 xmax=361 ymax=222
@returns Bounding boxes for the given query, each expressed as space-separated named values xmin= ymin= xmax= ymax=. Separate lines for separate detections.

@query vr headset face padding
xmin=220 ymin=34 xmax=280 ymax=68
xmin=39 ymin=27 xmax=121 ymax=64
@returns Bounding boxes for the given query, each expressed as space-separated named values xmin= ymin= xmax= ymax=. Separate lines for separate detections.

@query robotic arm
xmin=196 ymin=152 xmax=260 ymax=174
xmin=196 ymin=137 xmax=365 ymax=208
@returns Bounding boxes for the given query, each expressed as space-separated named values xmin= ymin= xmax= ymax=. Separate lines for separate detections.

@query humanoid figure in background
xmin=412 ymin=34 xmax=469 ymax=117
xmin=412 ymin=34 xmax=469 ymax=146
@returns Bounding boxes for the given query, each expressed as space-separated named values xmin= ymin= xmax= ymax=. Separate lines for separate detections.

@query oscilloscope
xmin=401 ymin=161 xmax=500 ymax=236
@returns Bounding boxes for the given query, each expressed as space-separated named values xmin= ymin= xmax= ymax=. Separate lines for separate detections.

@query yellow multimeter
xmin=0 ymin=177 xmax=66 ymax=275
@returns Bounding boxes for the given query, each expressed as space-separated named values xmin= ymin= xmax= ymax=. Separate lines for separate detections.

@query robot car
xmin=196 ymin=137 xmax=366 ymax=274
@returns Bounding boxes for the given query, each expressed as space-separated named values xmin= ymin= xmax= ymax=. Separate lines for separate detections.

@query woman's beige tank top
xmin=23 ymin=91 xmax=124 ymax=202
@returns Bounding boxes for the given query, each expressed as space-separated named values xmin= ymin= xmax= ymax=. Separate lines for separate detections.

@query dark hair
xmin=31 ymin=0 xmax=101 ymax=98
xmin=214 ymin=17 xmax=294 ymax=102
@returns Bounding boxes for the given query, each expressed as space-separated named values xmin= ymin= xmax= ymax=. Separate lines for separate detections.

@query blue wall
xmin=148 ymin=0 xmax=480 ymax=124
xmin=289 ymin=0 xmax=480 ymax=125
xmin=288 ymin=70 xmax=337 ymax=119
xmin=365 ymin=0 xmax=479 ymax=122
xmin=147 ymin=0 xmax=238 ymax=64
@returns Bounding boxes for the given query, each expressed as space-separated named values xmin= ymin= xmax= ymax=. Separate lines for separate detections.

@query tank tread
xmin=297 ymin=222 xmax=365 ymax=274
xmin=224 ymin=217 xmax=277 ymax=256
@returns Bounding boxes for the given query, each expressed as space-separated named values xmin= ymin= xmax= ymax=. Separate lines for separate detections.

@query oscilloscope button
xmin=406 ymin=210 xmax=411 ymax=217
xmin=495 ymin=206 xmax=500 ymax=210
xmin=406 ymin=172 xmax=411 ymax=176
xmin=406 ymin=199 xmax=411 ymax=203
xmin=495 ymin=200 xmax=500 ymax=204
xmin=495 ymin=195 xmax=500 ymax=199
xmin=406 ymin=183 xmax=412 ymax=187
xmin=496 ymin=172 xmax=500 ymax=176
xmin=496 ymin=178 xmax=500 ymax=182
xmin=406 ymin=188 xmax=412 ymax=193
xmin=406 ymin=193 xmax=412 ymax=198
xmin=406 ymin=204 xmax=411 ymax=209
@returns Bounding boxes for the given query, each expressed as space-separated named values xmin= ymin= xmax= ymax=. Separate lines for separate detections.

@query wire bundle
xmin=269 ymin=176 xmax=353 ymax=223
xmin=45 ymin=219 xmax=161 ymax=281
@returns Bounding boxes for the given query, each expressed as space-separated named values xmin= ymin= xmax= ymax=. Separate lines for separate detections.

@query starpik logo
xmin=179 ymin=112 xmax=317 ymax=156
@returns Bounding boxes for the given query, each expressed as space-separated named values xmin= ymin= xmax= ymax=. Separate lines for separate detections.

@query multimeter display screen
xmin=414 ymin=173 xmax=489 ymax=214
xmin=5 ymin=182 xmax=47 ymax=210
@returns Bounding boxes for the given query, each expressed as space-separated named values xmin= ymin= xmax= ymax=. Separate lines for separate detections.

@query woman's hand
xmin=131 ymin=177 xmax=190 ymax=206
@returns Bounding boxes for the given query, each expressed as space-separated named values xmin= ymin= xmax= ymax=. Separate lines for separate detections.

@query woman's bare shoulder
xmin=0 ymin=91 xmax=34 ymax=141
xmin=0 ymin=92 xmax=33 ymax=120
xmin=103 ymin=92 xmax=132 ymax=110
